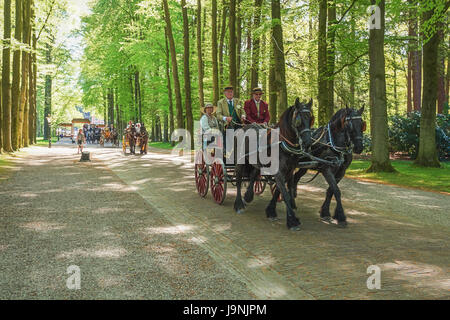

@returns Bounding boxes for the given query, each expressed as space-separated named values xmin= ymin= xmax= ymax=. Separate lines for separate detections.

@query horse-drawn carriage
xmin=194 ymin=98 xmax=367 ymax=230
xmin=122 ymin=124 xmax=148 ymax=155
xmin=100 ymin=127 xmax=119 ymax=147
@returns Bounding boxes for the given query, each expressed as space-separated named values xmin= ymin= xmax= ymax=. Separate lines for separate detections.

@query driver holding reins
xmin=216 ymin=85 xmax=245 ymax=130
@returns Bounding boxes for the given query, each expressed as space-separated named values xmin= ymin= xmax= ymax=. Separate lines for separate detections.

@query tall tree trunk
xmin=2 ymin=0 xmax=12 ymax=152
xmin=20 ymin=0 xmax=31 ymax=148
xmin=367 ymin=0 xmax=395 ymax=172
xmin=271 ymin=0 xmax=288 ymax=116
xmin=407 ymin=53 xmax=412 ymax=113
xmin=103 ymin=92 xmax=107 ymax=124
xmin=12 ymin=0 xmax=22 ymax=150
xmin=446 ymin=34 xmax=450 ymax=113
xmin=326 ymin=0 xmax=336 ymax=117
xmin=246 ymin=19 xmax=252 ymax=96
xmin=164 ymin=112 xmax=169 ymax=142
xmin=437 ymin=29 xmax=445 ymax=114
xmin=162 ymin=0 xmax=184 ymax=130
xmin=317 ymin=0 xmax=328 ymax=126
xmin=348 ymin=13 xmax=356 ymax=107
xmin=31 ymin=26 xmax=38 ymax=144
xmin=250 ymin=0 xmax=263 ymax=90
xmin=393 ymin=61 xmax=398 ymax=115
xmin=135 ymin=71 xmax=142 ymax=123
xmin=164 ymin=26 xmax=175 ymax=144
xmin=181 ymin=0 xmax=193 ymax=144
xmin=44 ymin=38 xmax=53 ymax=141
xmin=409 ymin=1 xmax=422 ymax=111
xmin=414 ymin=1 xmax=443 ymax=167
xmin=133 ymin=69 xmax=138 ymax=122
xmin=115 ymin=87 xmax=120 ymax=130
xmin=211 ymin=0 xmax=219 ymax=104
xmin=261 ymin=32 xmax=267 ymax=95
xmin=30 ymin=4 xmax=36 ymax=145
xmin=0 ymin=75 xmax=2 ymax=153
xmin=197 ymin=0 xmax=205 ymax=109
xmin=229 ymin=0 xmax=237 ymax=90
xmin=108 ymin=88 xmax=114 ymax=126
xmin=236 ymin=0 xmax=242 ymax=98
xmin=308 ymin=1 xmax=315 ymax=101
xmin=219 ymin=4 xmax=227 ymax=90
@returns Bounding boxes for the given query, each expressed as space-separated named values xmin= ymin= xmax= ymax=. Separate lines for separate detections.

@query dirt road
xmin=0 ymin=144 xmax=448 ymax=299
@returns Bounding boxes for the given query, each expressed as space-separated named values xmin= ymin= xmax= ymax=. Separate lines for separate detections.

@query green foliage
xmin=388 ymin=112 xmax=450 ymax=160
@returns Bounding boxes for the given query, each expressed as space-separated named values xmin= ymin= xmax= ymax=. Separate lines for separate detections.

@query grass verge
xmin=347 ymin=160 xmax=450 ymax=193
xmin=148 ymin=141 xmax=175 ymax=150
xmin=35 ymin=137 xmax=59 ymax=146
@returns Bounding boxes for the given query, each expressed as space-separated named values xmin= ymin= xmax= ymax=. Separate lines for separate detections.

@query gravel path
xmin=0 ymin=145 xmax=253 ymax=299
xmin=0 ymin=143 xmax=449 ymax=299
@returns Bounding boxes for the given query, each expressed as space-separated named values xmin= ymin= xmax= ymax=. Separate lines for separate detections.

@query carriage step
xmin=297 ymin=161 xmax=319 ymax=169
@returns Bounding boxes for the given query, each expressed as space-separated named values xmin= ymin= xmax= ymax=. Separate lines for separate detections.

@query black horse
xmin=271 ymin=106 xmax=366 ymax=228
xmin=233 ymin=98 xmax=314 ymax=231
xmin=126 ymin=125 xmax=137 ymax=154
xmin=139 ymin=125 xmax=149 ymax=154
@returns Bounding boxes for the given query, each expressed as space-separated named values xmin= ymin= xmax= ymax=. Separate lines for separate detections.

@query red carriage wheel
xmin=270 ymin=183 xmax=283 ymax=202
xmin=210 ymin=160 xmax=227 ymax=205
xmin=253 ymin=175 xmax=266 ymax=195
xmin=194 ymin=151 xmax=209 ymax=197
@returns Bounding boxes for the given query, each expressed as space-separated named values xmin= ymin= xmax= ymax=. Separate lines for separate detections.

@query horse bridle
xmin=345 ymin=115 xmax=365 ymax=141
xmin=291 ymin=107 xmax=313 ymax=150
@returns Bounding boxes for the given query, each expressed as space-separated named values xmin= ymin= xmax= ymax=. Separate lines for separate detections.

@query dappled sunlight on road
xmin=143 ymin=224 xmax=195 ymax=235
xmin=57 ymin=247 xmax=128 ymax=259
xmin=21 ymin=221 xmax=66 ymax=232
xmin=380 ymin=260 xmax=450 ymax=291
xmin=0 ymin=145 xmax=448 ymax=299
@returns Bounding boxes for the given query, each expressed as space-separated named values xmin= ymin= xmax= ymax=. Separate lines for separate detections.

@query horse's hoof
xmin=268 ymin=217 xmax=279 ymax=222
xmin=320 ymin=216 xmax=332 ymax=223
xmin=236 ymin=209 xmax=245 ymax=214
xmin=337 ymin=221 xmax=348 ymax=228
xmin=289 ymin=225 xmax=301 ymax=231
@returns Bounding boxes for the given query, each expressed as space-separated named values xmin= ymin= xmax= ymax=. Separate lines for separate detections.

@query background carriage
xmin=122 ymin=133 xmax=135 ymax=155
xmin=100 ymin=128 xmax=119 ymax=147
xmin=122 ymin=130 xmax=147 ymax=155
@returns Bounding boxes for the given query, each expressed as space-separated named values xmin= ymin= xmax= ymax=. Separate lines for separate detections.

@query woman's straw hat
xmin=201 ymin=102 xmax=217 ymax=114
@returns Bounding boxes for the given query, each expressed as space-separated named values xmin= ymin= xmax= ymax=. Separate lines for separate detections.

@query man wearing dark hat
xmin=244 ymin=87 xmax=270 ymax=124
xmin=216 ymin=85 xmax=245 ymax=130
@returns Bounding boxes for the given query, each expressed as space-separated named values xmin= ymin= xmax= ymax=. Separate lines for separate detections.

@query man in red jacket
xmin=244 ymin=87 xmax=270 ymax=125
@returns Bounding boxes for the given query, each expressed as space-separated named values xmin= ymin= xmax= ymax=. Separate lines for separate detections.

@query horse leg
xmin=244 ymin=167 xmax=259 ymax=204
xmin=287 ymin=175 xmax=297 ymax=210
xmin=321 ymin=167 xmax=347 ymax=227
xmin=265 ymin=188 xmax=279 ymax=221
xmin=274 ymin=172 xmax=301 ymax=230
xmin=319 ymin=187 xmax=333 ymax=222
xmin=233 ymin=165 xmax=246 ymax=214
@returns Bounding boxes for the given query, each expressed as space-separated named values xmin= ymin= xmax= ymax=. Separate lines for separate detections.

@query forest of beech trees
xmin=0 ymin=0 xmax=449 ymax=170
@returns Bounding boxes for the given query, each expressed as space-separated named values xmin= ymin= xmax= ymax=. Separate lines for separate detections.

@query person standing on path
xmin=77 ymin=129 xmax=86 ymax=154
